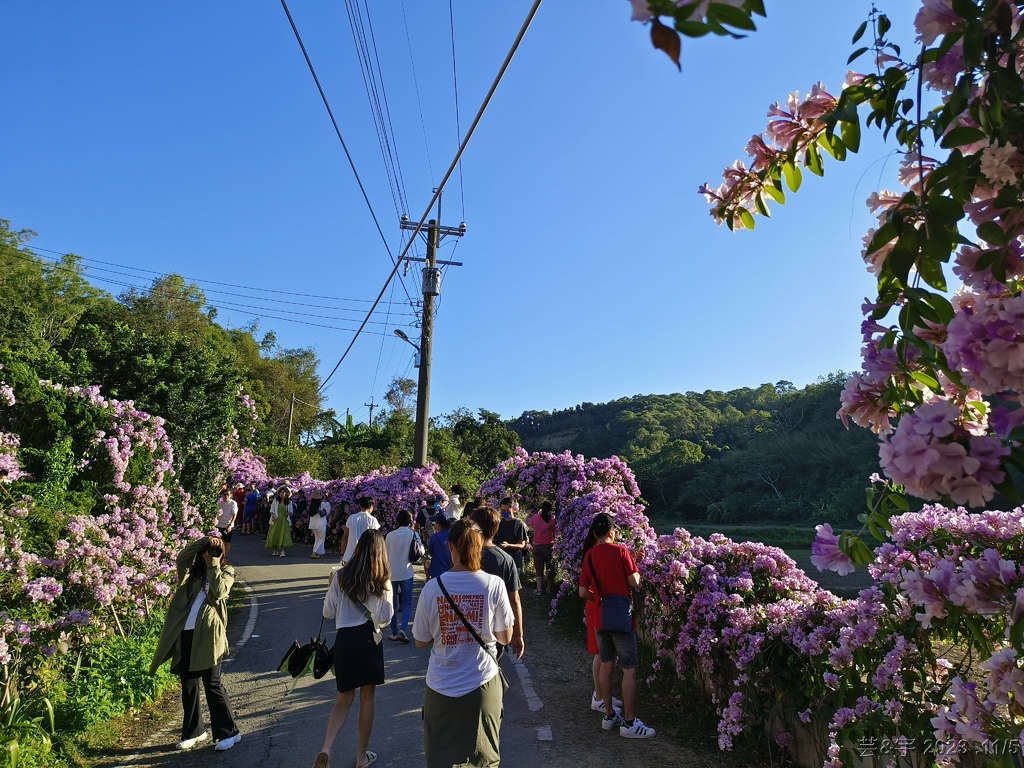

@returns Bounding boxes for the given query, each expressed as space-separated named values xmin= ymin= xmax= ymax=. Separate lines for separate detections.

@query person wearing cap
xmin=493 ymin=498 xmax=529 ymax=581
xmin=578 ymin=512 xmax=655 ymax=739
xmin=423 ymin=515 xmax=453 ymax=579
xmin=231 ymin=483 xmax=247 ymax=529
xmin=242 ymin=482 xmax=261 ymax=535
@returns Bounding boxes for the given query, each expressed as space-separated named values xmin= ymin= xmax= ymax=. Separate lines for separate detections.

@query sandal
xmin=312 ymin=751 xmax=329 ymax=768
xmin=388 ymin=634 xmax=400 ymax=642
xmin=358 ymin=750 xmax=377 ymax=768
xmin=398 ymin=631 xmax=410 ymax=644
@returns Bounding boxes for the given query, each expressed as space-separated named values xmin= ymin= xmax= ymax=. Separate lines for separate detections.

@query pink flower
xmin=810 ymin=524 xmax=856 ymax=576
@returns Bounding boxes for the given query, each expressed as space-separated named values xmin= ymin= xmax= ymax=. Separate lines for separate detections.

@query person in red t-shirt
xmin=578 ymin=512 xmax=655 ymax=740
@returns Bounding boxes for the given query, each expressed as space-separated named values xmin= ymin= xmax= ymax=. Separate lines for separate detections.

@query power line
xmin=20 ymin=248 xmax=416 ymax=318
xmin=400 ymin=0 xmax=434 ymax=183
xmin=449 ymin=0 xmax=466 ymax=219
xmin=24 ymin=244 xmax=412 ymax=306
xmin=1 ymin=249 xmax=395 ymax=336
xmin=318 ymin=0 xmax=546 ymax=391
xmin=278 ymin=0 xmax=414 ymax=306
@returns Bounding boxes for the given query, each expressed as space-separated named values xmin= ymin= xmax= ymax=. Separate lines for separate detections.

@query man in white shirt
xmin=340 ymin=497 xmax=380 ymax=564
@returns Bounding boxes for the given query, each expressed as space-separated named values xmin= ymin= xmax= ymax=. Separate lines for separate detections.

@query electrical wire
xmin=24 ymin=244 xmax=412 ymax=306
xmin=278 ymin=0 xmax=414 ymax=306
xmin=449 ymin=0 xmax=466 ymax=219
xmin=318 ymin=0 xmax=546 ymax=392
xmin=1 ymin=249 xmax=395 ymax=335
xmin=20 ymin=248 xmax=417 ymax=318
xmin=400 ymin=0 xmax=434 ymax=184
xmin=344 ymin=0 xmax=406 ymax=216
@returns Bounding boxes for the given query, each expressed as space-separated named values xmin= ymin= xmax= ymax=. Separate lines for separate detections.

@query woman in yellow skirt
xmin=266 ymin=486 xmax=294 ymax=557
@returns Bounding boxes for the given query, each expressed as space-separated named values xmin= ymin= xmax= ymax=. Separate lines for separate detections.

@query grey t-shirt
xmin=480 ymin=544 xmax=521 ymax=595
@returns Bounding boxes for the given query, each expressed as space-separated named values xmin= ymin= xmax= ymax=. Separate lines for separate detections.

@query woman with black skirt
xmin=313 ymin=529 xmax=393 ymax=768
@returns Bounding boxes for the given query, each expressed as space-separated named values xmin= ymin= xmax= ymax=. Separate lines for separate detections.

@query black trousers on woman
xmin=173 ymin=630 xmax=238 ymax=742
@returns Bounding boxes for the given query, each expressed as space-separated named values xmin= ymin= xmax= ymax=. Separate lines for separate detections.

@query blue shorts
xmin=596 ymin=629 xmax=638 ymax=669
xmin=243 ymin=509 xmax=255 ymax=524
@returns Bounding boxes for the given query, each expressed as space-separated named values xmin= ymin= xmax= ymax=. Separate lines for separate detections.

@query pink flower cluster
xmin=878 ymin=398 xmax=1007 ymax=507
xmin=943 ymin=293 xmax=1024 ymax=396
xmin=225 ymin=454 xmax=445 ymax=549
xmin=699 ymin=82 xmax=839 ymax=228
xmin=1 ymin=379 xmax=206 ymax=684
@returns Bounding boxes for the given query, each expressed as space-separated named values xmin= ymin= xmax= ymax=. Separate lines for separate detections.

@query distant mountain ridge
xmin=507 ymin=375 xmax=880 ymax=524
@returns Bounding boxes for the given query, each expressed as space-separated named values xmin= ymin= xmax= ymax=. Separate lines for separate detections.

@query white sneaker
xmin=176 ymin=732 xmax=209 ymax=750
xmin=215 ymin=733 xmax=241 ymax=751
xmin=601 ymin=714 xmax=623 ymax=731
xmin=620 ymin=717 xmax=656 ymax=739
xmin=591 ymin=692 xmax=623 ymax=715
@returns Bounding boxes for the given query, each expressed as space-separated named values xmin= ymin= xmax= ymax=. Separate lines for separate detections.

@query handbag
xmin=408 ymin=531 xmax=425 ymax=564
xmin=355 ymin=601 xmax=383 ymax=645
xmin=437 ymin=576 xmax=510 ymax=692
xmin=278 ymin=617 xmax=334 ymax=694
xmin=586 ymin=552 xmax=633 ymax=634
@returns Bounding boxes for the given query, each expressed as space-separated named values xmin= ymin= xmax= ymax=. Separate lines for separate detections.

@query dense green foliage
xmin=509 ymin=375 xmax=880 ymax=524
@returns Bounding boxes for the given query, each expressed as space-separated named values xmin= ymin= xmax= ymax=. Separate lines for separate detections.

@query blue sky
xmin=2 ymin=1 xmax=919 ymax=425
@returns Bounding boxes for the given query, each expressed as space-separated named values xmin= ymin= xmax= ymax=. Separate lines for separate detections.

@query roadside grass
xmin=41 ymin=580 xmax=250 ymax=768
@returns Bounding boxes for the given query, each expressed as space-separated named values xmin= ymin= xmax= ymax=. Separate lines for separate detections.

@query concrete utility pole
xmin=399 ymin=195 xmax=465 ymax=468
xmin=287 ymin=394 xmax=295 ymax=447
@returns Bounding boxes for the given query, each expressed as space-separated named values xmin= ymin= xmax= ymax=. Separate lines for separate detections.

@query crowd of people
xmin=152 ymin=483 xmax=654 ymax=767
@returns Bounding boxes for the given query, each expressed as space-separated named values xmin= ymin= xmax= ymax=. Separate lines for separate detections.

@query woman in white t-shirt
xmin=214 ymin=488 xmax=238 ymax=564
xmin=413 ymin=520 xmax=514 ymax=768
xmin=313 ymin=529 xmax=393 ymax=768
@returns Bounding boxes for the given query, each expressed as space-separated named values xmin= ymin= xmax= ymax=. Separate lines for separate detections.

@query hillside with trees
xmin=509 ymin=377 xmax=881 ymax=524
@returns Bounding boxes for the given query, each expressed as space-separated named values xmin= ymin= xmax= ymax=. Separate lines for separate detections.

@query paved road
xmin=116 ymin=533 xmax=543 ymax=768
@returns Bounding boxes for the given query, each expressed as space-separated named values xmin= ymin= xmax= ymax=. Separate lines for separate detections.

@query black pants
xmin=175 ymin=630 xmax=238 ymax=742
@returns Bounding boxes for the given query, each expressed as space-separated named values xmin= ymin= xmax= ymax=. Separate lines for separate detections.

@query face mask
xmin=501 ymin=510 xmax=511 ymax=519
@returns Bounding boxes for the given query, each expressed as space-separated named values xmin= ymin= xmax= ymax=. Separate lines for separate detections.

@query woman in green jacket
xmin=151 ymin=535 xmax=241 ymax=752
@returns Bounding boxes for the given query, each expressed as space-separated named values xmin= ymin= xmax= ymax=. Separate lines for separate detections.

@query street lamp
xmin=393 ymin=329 xmax=421 ymax=367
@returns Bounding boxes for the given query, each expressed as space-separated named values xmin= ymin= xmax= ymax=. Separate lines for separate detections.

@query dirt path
xmin=515 ymin=589 xmax=757 ymax=768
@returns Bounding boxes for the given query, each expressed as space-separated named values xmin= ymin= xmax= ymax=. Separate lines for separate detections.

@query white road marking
xmin=510 ymin=654 xmax=544 ymax=712
xmin=537 ymin=725 xmax=553 ymax=741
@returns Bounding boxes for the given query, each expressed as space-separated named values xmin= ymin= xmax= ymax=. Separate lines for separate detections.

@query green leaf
xmin=675 ymin=20 xmax=711 ymax=37
xmin=707 ymin=2 xmax=757 ymax=30
xmin=994 ymin=474 xmax=1022 ymax=505
xmin=877 ymin=14 xmax=890 ymax=37
xmin=763 ymin=183 xmax=785 ymax=204
xmin=941 ymin=126 xmax=987 ymax=148
xmin=738 ymin=209 xmax=756 ymax=230
xmin=867 ymin=222 xmax=896 ymax=254
xmin=889 ymin=493 xmax=910 ymax=512
xmin=841 ymin=117 xmax=861 ymax=153
xmin=847 ymin=46 xmax=869 ymax=64
xmin=851 ymin=20 xmax=868 ymax=44
xmin=916 ymin=256 xmax=947 ymax=291
xmin=805 ymin=143 xmax=824 ymax=176
xmin=754 ymin=192 xmax=770 ymax=217
xmin=977 ymin=221 xmax=1008 ymax=246
xmin=746 ymin=0 xmax=766 ymax=16
xmin=910 ymin=370 xmax=940 ymax=390
xmin=782 ymin=162 xmax=802 ymax=192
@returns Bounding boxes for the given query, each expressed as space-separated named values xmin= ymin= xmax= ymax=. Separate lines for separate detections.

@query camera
xmin=208 ymin=545 xmax=223 ymax=558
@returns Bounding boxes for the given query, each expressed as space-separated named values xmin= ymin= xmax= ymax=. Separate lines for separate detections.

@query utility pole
xmin=287 ymin=394 xmax=295 ymax=447
xmin=399 ymin=194 xmax=465 ymax=468
xmin=364 ymin=398 xmax=376 ymax=428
